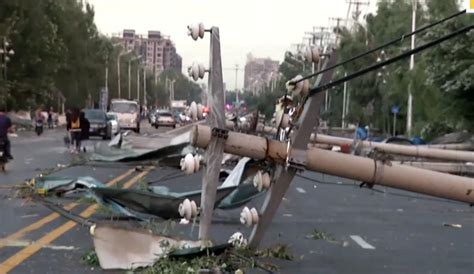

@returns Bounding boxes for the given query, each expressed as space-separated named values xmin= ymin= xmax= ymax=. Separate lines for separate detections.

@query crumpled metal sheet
xmin=91 ymin=141 xmax=193 ymax=162
xmin=90 ymin=185 xmax=238 ymax=220
xmin=92 ymin=224 xmax=202 ymax=270
xmin=91 ymin=131 xmax=193 ymax=162
xmin=217 ymin=157 xmax=263 ymax=209
xmin=34 ymin=176 xmax=104 ymax=195
xmin=150 ymin=157 xmax=264 ymax=210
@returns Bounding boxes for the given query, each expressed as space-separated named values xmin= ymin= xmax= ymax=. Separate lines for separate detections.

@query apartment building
xmin=117 ymin=29 xmax=182 ymax=77
xmin=244 ymin=54 xmax=280 ymax=95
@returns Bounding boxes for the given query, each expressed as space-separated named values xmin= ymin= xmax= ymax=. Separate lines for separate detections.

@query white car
xmin=106 ymin=112 xmax=120 ymax=136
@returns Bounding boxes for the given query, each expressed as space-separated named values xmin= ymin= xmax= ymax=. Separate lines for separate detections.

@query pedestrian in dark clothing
xmin=0 ymin=106 xmax=14 ymax=159
xmin=68 ymin=108 xmax=81 ymax=153
xmin=64 ymin=109 xmax=72 ymax=147
xmin=80 ymin=111 xmax=90 ymax=152
xmin=47 ymin=107 xmax=54 ymax=129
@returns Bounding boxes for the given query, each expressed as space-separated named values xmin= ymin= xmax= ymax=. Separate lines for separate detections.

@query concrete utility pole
xmin=136 ymin=65 xmax=140 ymax=102
xmin=117 ymin=51 xmax=130 ymax=99
xmin=105 ymin=55 xmax=109 ymax=94
xmin=234 ymin=64 xmax=239 ymax=104
xmin=407 ymin=0 xmax=417 ymax=137
xmin=128 ymin=59 xmax=132 ymax=100
xmin=258 ymin=126 xmax=474 ymax=163
xmin=342 ymin=72 xmax=348 ymax=128
xmin=199 ymin=26 xmax=226 ymax=241
xmin=192 ymin=125 xmax=474 ymax=205
xmin=143 ymin=63 xmax=147 ymax=106
xmin=347 ymin=0 xmax=370 ymax=21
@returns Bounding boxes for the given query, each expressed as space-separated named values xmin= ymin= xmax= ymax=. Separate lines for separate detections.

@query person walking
xmin=0 ymin=105 xmax=14 ymax=160
xmin=79 ymin=111 xmax=90 ymax=153
xmin=68 ymin=108 xmax=81 ymax=153
xmin=47 ymin=107 xmax=54 ymax=129
xmin=64 ymin=108 xmax=72 ymax=148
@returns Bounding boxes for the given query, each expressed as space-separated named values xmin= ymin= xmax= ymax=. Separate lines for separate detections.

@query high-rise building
xmin=115 ymin=29 xmax=182 ymax=77
xmin=244 ymin=54 xmax=280 ymax=95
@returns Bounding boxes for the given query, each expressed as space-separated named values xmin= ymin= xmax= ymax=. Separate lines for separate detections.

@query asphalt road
xmin=0 ymin=123 xmax=472 ymax=274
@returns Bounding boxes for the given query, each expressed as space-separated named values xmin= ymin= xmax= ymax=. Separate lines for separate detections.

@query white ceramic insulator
xmin=188 ymin=24 xmax=200 ymax=41
xmin=288 ymin=75 xmax=303 ymax=96
xmin=198 ymin=23 xmax=205 ymax=39
xmin=240 ymin=207 xmax=259 ymax=227
xmin=189 ymin=101 xmax=198 ymax=121
xmin=180 ymin=153 xmax=196 ymax=175
xmin=179 ymin=198 xmax=198 ymax=221
xmin=228 ymin=232 xmax=248 ymax=248
xmin=304 ymin=46 xmax=320 ymax=63
xmin=197 ymin=103 xmax=203 ymax=119
xmin=189 ymin=62 xmax=200 ymax=81
xmin=193 ymin=154 xmax=201 ymax=172
xmin=198 ymin=63 xmax=206 ymax=79
xmin=304 ymin=46 xmax=313 ymax=63
xmin=253 ymin=171 xmax=271 ymax=192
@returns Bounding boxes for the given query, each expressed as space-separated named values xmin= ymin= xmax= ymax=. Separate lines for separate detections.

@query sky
xmin=87 ymin=0 xmax=380 ymax=89
xmin=87 ymin=0 xmax=471 ymax=89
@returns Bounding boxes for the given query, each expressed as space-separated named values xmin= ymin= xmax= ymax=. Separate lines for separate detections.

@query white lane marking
xmin=0 ymin=239 xmax=77 ymax=250
xmin=296 ymin=187 xmax=306 ymax=194
xmin=350 ymin=235 xmax=376 ymax=249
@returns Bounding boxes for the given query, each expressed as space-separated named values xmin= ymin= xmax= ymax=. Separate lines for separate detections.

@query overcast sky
xmin=87 ymin=0 xmax=380 ymax=89
xmin=87 ymin=0 xmax=470 ymax=89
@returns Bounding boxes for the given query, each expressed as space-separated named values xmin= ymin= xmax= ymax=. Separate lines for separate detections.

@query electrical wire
xmin=308 ymin=24 xmax=473 ymax=97
xmin=292 ymin=9 xmax=467 ymax=84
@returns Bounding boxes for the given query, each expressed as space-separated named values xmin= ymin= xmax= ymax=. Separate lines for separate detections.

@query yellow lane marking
xmin=0 ymin=168 xmax=135 ymax=251
xmin=0 ymin=169 xmax=151 ymax=273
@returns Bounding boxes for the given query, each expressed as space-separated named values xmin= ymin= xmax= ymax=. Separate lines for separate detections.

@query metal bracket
xmin=211 ymin=127 xmax=229 ymax=140
xmin=286 ymin=146 xmax=308 ymax=172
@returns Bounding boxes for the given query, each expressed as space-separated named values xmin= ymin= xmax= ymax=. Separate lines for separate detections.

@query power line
xmin=292 ymin=9 xmax=467 ymax=84
xmin=308 ymin=24 xmax=473 ymax=97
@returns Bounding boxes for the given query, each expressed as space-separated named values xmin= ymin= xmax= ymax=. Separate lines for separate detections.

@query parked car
xmin=153 ymin=110 xmax=176 ymax=128
xmin=83 ymin=109 xmax=111 ymax=140
xmin=106 ymin=112 xmax=120 ymax=136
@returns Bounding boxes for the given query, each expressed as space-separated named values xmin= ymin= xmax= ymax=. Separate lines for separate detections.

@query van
xmin=110 ymin=99 xmax=140 ymax=133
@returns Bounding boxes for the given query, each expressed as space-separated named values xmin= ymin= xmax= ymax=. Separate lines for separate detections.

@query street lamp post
xmin=105 ymin=43 xmax=122 ymax=98
xmin=143 ymin=63 xmax=147 ymax=106
xmin=1 ymin=37 xmax=14 ymax=108
xmin=117 ymin=50 xmax=131 ymax=99
xmin=128 ymin=55 xmax=142 ymax=100
xmin=1 ymin=38 xmax=15 ymax=81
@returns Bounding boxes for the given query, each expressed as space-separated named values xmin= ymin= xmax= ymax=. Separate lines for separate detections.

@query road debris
xmin=306 ymin=229 xmax=339 ymax=244
xmin=443 ymin=223 xmax=462 ymax=228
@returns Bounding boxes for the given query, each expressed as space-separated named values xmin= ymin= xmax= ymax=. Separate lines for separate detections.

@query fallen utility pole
xmin=393 ymin=161 xmax=474 ymax=175
xmin=192 ymin=124 xmax=474 ymax=204
xmin=257 ymin=125 xmax=474 ymax=162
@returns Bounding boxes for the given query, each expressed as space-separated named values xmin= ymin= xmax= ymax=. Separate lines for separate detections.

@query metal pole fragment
xmin=198 ymin=27 xmax=226 ymax=241
xmin=248 ymin=52 xmax=338 ymax=249
xmin=192 ymin=125 xmax=474 ymax=205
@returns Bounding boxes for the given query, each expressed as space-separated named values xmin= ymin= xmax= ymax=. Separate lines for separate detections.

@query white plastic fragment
xmin=228 ymin=232 xmax=248 ymax=247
